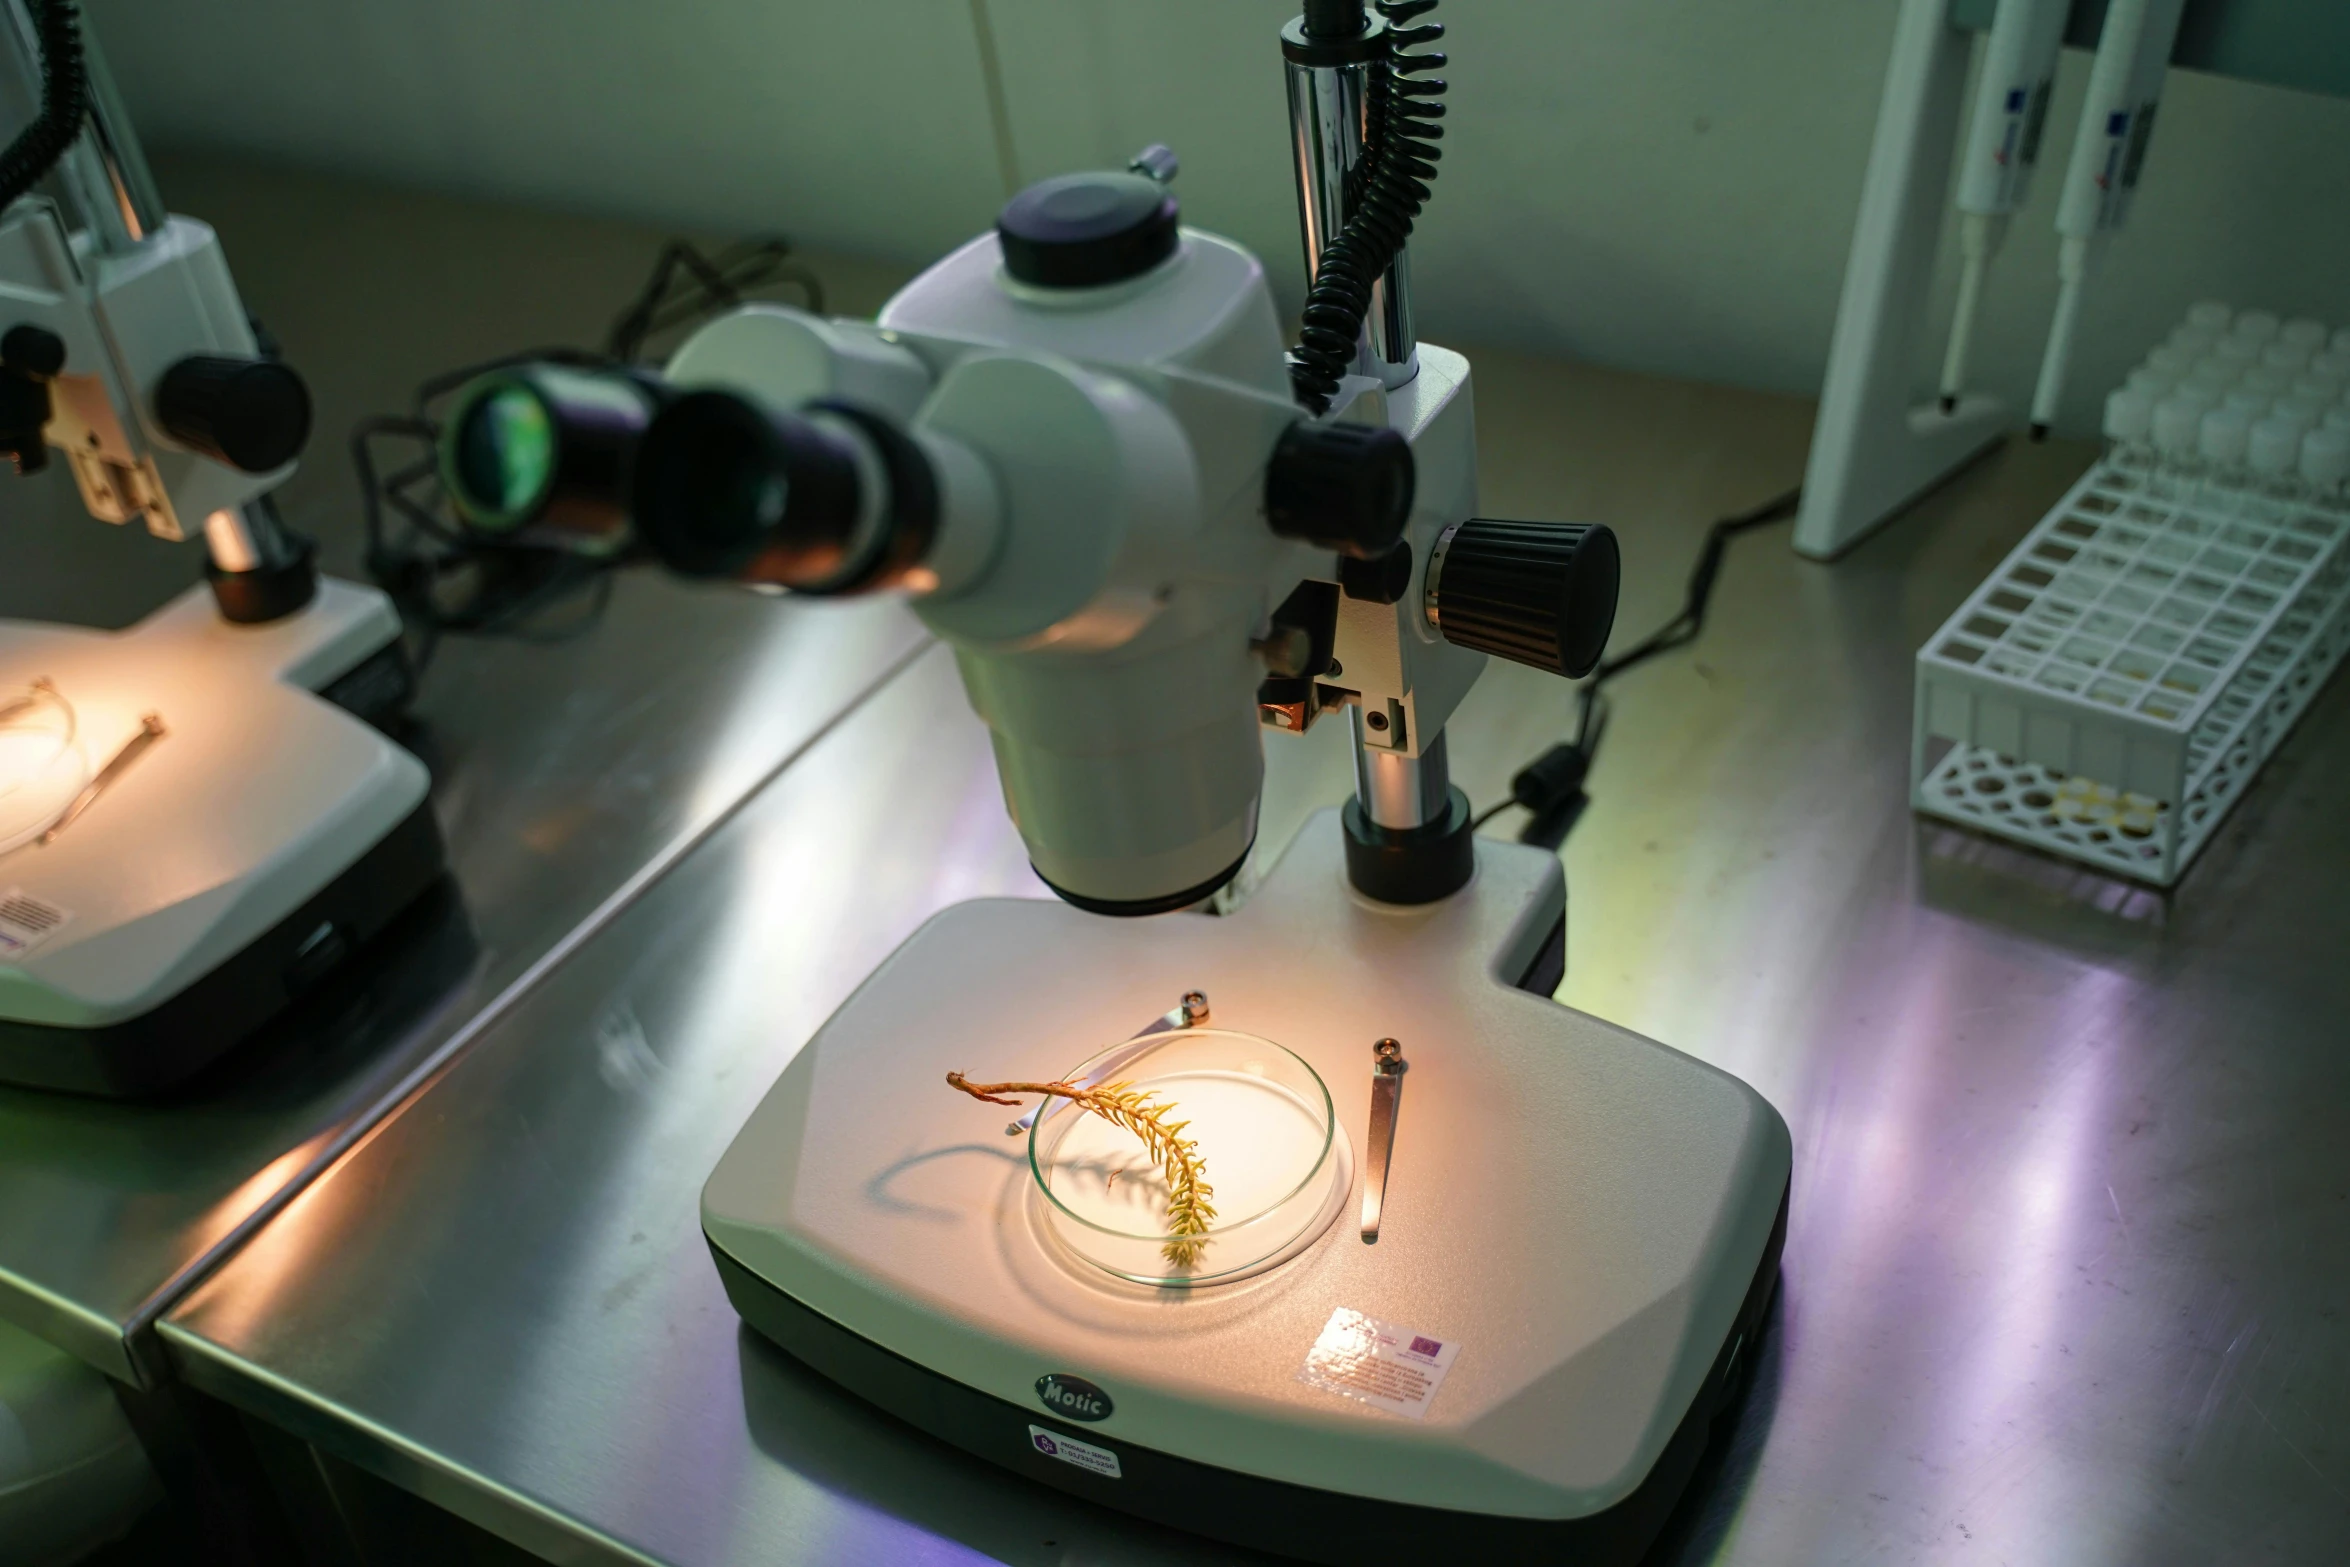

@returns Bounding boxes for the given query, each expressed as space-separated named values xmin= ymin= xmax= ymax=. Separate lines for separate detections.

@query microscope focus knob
xmin=155 ymin=354 xmax=312 ymax=472
xmin=1264 ymin=420 xmax=1414 ymax=560
xmin=1426 ymin=517 xmax=1620 ymax=678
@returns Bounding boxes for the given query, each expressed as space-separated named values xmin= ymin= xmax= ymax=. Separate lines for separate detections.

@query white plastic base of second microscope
xmin=703 ymin=810 xmax=1791 ymax=1527
xmin=0 ymin=580 xmax=433 ymax=1086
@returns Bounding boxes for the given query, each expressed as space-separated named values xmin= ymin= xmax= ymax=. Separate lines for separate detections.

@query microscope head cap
xmin=996 ymin=171 xmax=1179 ymax=290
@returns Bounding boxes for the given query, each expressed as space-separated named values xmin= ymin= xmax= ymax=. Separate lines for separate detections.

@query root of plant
xmin=948 ymin=1071 xmax=1217 ymax=1267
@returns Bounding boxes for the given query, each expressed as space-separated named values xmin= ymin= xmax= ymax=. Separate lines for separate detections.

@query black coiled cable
xmin=1288 ymin=0 xmax=1445 ymax=415
xmin=0 ymin=0 xmax=88 ymax=213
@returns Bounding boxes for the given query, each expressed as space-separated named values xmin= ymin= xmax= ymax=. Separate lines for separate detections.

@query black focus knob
xmin=155 ymin=354 xmax=312 ymax=472
xmin=1265 ymin=420 xmax=1414 ymax=560
xmin=998 ymin=171 xmax=1179 ymax=288
xmin=1427 ymin=518 xmax=1620 ymax=678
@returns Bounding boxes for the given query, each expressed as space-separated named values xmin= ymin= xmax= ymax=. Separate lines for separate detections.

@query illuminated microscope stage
xmin=0 ymin=583 xmax=439 ymax=1094
xmin=704 ymin=813 xmax=1790 ymax=1564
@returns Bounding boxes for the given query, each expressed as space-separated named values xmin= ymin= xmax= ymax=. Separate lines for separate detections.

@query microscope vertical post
xmin=1283 ymin=2 xmax=1417 ymax=389
xmin=2 ymin=1 xmax=160 ymax=256
xmin=1350 ymin=708 xmax=1450 ymax=830
xmin=1283 ymin=2 xmax=1467 ymax=898
xmin=75 ymin=28 xmax=166 ymax=248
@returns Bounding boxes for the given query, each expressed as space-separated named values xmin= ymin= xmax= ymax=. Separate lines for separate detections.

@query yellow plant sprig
xmin=948 ymin=1071 xmax=1218 ymax=1266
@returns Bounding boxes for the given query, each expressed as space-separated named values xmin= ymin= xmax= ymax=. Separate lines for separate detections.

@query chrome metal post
xmin=1283 ymin=13 xmax=1418 ymax=389
xmin=77 ymin=28 xmax=166 ymax=246
xmin=1 ymin=0 xmax=163 ymax=255
xmin=204 ymin=496 xmax=299 ymax=575
xmin=1350 ymin=707 xmax=1449 ymax=828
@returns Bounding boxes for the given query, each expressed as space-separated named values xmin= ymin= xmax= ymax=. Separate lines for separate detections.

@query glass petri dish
xmin=0 ymin=682 xmax=85 ymax=857
xmin=1028 ymin=1027 xmax=1342 ymax=1286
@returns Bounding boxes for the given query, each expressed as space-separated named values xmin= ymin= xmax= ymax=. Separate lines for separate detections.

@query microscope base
xmin=0 ymin=581 xmax=440 ymax=1095
xmin=704 ymin=810 xmax=1792 ymax=1563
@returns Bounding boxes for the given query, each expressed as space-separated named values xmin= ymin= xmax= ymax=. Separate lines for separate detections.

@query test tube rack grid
xmin=1912 ymin=459 xmax=2350 ymax=885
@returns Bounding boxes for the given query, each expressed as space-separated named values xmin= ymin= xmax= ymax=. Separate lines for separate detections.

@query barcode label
xmin=0 ymin=889 xmax=69 ymax=958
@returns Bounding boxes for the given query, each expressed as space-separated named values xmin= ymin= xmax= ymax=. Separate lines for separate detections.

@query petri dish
xmin=1029 ymin=1027 xmax=1343 ymax=1286
xmin=0 ymin=683 xmax=86 ymax=857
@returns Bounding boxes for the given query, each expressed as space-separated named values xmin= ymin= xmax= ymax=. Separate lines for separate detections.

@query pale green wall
xmin=77 ymin=0 xmax=2350 ymax=435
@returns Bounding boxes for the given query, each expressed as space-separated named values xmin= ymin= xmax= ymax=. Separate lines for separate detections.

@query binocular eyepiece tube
xmin=630 ymin=390 xmax=939 ymax=595
xmin=439 ymin=366 xmax=946 ymax=596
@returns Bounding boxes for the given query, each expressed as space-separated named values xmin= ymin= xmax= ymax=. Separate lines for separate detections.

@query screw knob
xmin=0 ymin=325 xmax=66 ymax=475
xmin=1265 ymin=420 xmax=1414 ymax=560
xmin=1426 ymin=518 xmax=1620 ymax=678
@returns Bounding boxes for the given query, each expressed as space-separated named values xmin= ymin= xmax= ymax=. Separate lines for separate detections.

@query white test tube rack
xmin=1911 ymin=307 xmax=2350 ymax=885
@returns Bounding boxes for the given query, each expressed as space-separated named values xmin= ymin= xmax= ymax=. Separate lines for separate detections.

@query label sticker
xmin=1296 ymin=1306 xmax=1462 ymax=1420
xmin=0 ymin=890 xmax=68 ymax=959
xmin=1027 ymin=1424 xmax=1122 ymax=1479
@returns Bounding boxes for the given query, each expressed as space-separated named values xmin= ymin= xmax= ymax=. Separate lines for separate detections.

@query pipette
xmin=1938 ymin=0 xmax=2069 ymax=413
xmin=2027 ymin=0 xmax=2188 ymax=440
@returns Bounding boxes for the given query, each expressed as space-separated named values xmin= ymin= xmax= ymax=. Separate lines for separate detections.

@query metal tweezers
xmin=1361 ymin=1037 xmax=1406 ymax=1243
xmin=40 ymin=714 xmax=165 ymax=846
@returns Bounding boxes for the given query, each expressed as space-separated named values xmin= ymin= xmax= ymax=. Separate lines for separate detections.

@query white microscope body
xmin=0 ymin=0 xmax=437 ymax=1094
xmin=648 ymin=217 xmax=1484 ymax=908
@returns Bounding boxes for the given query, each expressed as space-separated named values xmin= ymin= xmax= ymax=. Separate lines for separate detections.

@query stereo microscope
xmin=436 ymin=2 xmax=1790 ymax=1558
xmin=0 ymin=1 xmax=441 ymax=1094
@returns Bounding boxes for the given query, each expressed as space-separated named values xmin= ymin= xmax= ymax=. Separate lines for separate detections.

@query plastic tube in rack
xmin=2282 ymin=318 xmax=2329 ymax=353
xmin=2249 ymin=417 xmax=2300 ymax=477
xmin=2233 ymin=310 xmax=2280 ymax=343
xmin=2199 ymin=406 xmax=2251 ymax=467
xmin=2105 ymin=387 xmax=2155 ymax=445
xmin=1939 ymin=0 xmax=2070 ymax=410
xmin=2027 ymin=0 xmax=2190 ymax=439
xmin=2303 ymin=428 xmax=2350 ymax=489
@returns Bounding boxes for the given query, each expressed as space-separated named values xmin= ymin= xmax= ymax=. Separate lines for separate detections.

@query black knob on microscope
xmin=1426 ymin=518 xmax=1620 ymax=678
xmin=997 ymin=170 xmax=1179 ymax=289
xmin=155 ymin=354 xmax=312 ymax=472
xmin=0 ymin=325 xmax=66 ymax=475
xmin=1264 ymin=420 xmax=1414 ymax=560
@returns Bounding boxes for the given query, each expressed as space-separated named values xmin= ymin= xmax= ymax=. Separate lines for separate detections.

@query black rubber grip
xmin=1429 ymin=518 xmax=1619 ymax=678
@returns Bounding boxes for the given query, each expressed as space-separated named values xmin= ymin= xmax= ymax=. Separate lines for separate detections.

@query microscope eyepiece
xmin=156 ymin=354 xmax=312 ymax=473
xmin=630 ymin=390 xmax=937 ymax=595
xmin=440 ymin=363 xmax=656 ymax=546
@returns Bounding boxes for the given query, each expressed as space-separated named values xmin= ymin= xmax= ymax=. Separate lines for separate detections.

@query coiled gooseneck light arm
xmin=1283 ymin=0 xmax=1446 ymax=415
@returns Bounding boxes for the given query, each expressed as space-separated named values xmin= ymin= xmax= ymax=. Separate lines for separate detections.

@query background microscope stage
xmin=705 ymin=811 xmax=1789 ymax=1564
xmin=0 ymin=581 xmax=434 ymax=1094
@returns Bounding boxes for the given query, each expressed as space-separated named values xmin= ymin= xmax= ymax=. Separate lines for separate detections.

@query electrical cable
xmin=1475 ymin=484 xmax=1802 ymax=842
xmin=1287 ymin=0 xmax=1445 ymax=415
xmin=354 ymin=239 xmax=822 ymax=676
xmin=0 ymin=0 xmax=88 ymax=213
xmin=605 ymin=238 xmax=824 ymax=363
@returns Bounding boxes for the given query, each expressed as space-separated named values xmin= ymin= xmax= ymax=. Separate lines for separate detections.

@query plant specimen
xmin=948 ymin=1071 xmax=1217 ymax=1266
